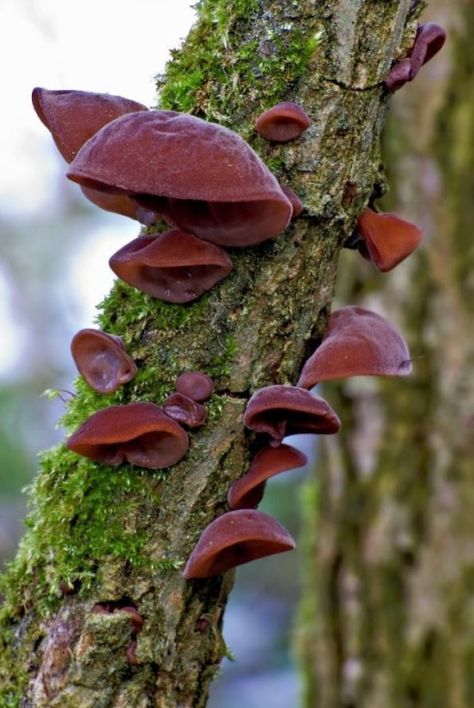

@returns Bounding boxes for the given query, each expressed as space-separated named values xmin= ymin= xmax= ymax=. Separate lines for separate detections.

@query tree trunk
xmin=0 ymin=1 xmax=412 ymax=705
xmin=299 ymin=1 xmax=474 ymax=706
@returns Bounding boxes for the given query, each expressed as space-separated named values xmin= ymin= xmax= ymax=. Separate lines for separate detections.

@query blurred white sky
xmin=0 ymin=0 xmax=197 ymax=376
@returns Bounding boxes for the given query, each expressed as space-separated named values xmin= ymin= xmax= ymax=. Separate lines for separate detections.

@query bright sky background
xmin=0 ymin=0 xmax=197 ymax=376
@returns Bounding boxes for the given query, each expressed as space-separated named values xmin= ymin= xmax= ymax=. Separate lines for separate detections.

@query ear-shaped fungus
xmin=175 ymin=371 xmax=214 ymax=402
xmin=256 ymin=102 xmax=311 ymax=143
xmin=67 ymin=110 xmax=293 ymax=247
xmin=244 ymin=385 xmax=340 ymax=447
xmin=183 ymin=509 xmax=295 ymax=579
xmin=297 ymin=306 xmax=412 ymax=388
xmin=71 ymin=328 xmax=137 ymax=394
xmin=228 ymin=444 xmax=307 ymax=510
xmin=163 ymin=393 xmax=207 ymax=429
xmin=32 ymin=87 xmax=156 ymax=223
xmin=109 ymin=231 xmax=232 ymax=303
xmin=67 ymin=402 xmax=189 ymax=469
xmin=385 ymin=23 xmax=446 ymax=91
xmin=281 ymin=185 xmax=303 ymax=218
xmin=356 ymin=207 xmax=422 ymax=272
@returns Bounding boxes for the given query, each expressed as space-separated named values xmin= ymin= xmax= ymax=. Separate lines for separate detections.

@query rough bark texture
xmin=0 ymin=1 xmax=412 ymax=705
xmin=300 ymin=1 xmax=474 ymax=706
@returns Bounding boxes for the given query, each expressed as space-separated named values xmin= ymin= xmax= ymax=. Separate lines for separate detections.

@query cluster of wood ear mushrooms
xmin=33 ymin=18 xmax=444 ymax=585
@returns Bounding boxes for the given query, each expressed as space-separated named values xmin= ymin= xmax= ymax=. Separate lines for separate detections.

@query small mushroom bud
xmin=183 ymin=509 xmax=296 ymax=579
xmin=70 ymin=329 xmax=137 ymax=395
xmin=163 ymin=393 xmax=207 ymax=429
xmin=256 ymin=102 xmax=311 ymax=142
xmin=175 ymin=372 xmax=214 ymax=402
xmin=281 ymin=185 xmax=303 ymax=218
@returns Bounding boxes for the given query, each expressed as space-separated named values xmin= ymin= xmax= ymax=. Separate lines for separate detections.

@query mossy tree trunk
xmin=299 ymin=1 xmax=474 ymax=706
xmin=0 ymin=1 xmax=413 ymax=705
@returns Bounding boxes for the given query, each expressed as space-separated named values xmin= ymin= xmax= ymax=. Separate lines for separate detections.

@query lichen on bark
xmin=0 ymin=1 xmax=412 ymax=705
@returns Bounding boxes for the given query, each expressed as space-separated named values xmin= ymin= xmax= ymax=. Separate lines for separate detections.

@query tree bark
xmin=0 ymin=1 xmax=412 ymax=705
xmin=300 ymin=1 xmax=474 ymax=706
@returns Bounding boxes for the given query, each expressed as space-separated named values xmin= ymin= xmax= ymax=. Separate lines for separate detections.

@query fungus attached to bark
xmin=227 ymin=444 xmax=307 ymax=510
xmin=70 ymin=328 xmax=137 ymax=394
xmin=281 ymin=185 xmax=303 ymax=218
xmin=297 ymin=306 xmax=412 ymax=388
xmin=355 ymin=207 xmax=422 ymax=272
xmin=385 ymin=22 xmax=446 ymax=91
xmin=182 ymin=509 xmax=295 ymax=579
xmin=256 ymin=102 xmax=311 ymax=143
xmin=32 ymin=87 xmax=157 ymax=223
xmin=67 ymin=110 xmax=293 ymax=247
xmin=244 ymin=385 xmax=340 ymax=447
xmin=175 ymin=371 xmax=214 ymax=402
xmin=67 ymin=402 xmax=189 ymax=469
xmin=163 ymin=393 xmax=207 ymax=429
xmin=109 ymin=231 xmax=232 ymax=303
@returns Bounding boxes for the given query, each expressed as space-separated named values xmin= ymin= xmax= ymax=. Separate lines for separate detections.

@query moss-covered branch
xmin=0 ymin=0 xmax=412 ymax=705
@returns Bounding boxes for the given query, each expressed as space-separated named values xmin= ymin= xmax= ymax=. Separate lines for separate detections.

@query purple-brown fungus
xmin=175 ymin=371 xmax=214 ymax=402
xmin=356 ymin=207 xmax=422 ymax=272
xmin=256 ymin=102 xmax=311 ymax=142
xmin=70 ymin=328 xmax=137 ymax=394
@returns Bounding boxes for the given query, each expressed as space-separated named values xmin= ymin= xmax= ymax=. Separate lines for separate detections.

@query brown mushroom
xmin=244 ymin=385 xmax=340 ymax=447
xmin=182 ymin=509 xmax=295 ymax=579
xmin=66 ymin=402 xmax=189 ymax=469
xmin=67 ymin=110 xmax=292 ymax=247
xmin=356 ymin=207 xmax=422 ymax=272
xmin=385 ymin=23 xmax=446 ymax=92
xmin=163 ymin=393 xmax=207 ymax=429
xmin=227 ymin=444 xmax=307 ymax=510
xmin=256 ymin=102 xmax=311 ymax=143
xmin=109 ymin=231 xmax=232 ymax=303
xmin=32 ymin=87 xmax=156 ymax=223
xmin=70 ymin=328 xmax=137 ymax=394
xmin=297 ymin=306 xmax=412 ymax=388
xmin=175 ymin=371 xmax=214 ymax=402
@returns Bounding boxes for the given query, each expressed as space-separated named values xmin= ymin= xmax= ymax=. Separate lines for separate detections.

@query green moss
xmin=157 ymin=0 xmax=319 ymax=133
xmin=0 ymin=448 xmax=162 ymax=620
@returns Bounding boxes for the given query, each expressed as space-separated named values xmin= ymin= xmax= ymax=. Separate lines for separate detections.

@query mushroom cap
xmin=175 ymin=371 xmax=214 ymax=402
xmin=385 ymin=57 xmax=412 ymax=92
xmin=297 ymin=306 xmax=412 ymax=388
xmin=71 ymin=329 xmax=137 ymax=395
xmin=408 ymin=23 xmax=447 ymax=80
xmin=32 ymin=87 xmax=153 ymax=221
xmin=67 ymin=110 xmax=292 ymax=247
xmin=32 ymin=87 xmax=148 ymax=163
xmin=66 ymin=402 xmax=189 ymax=469
xmin=244 ymin=385 xmax=341 ymax=446
xmin=182 ymin=509 xmax=295 ymax=579
xmin=227 ymin=444 xmax=307 ymax=510
xmin=356 ymin=207 xmax=422 ymax=272
xmin=109 ymin=230 xmax=233 ymax=303
xmin=255 ymin=102 xmax=311 ymax=143
xmin=163 ymin=393 xmax=207 ymax=429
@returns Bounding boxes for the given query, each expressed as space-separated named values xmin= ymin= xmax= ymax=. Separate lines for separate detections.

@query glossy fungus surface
xmin=67 ymin=110 xmax=292 ymax=247
xmin=356 ymin=207 xmax=422 ymax=272
xmin=67 ymin=402 xmax=189 ymax=469
xmin=228 ymin=444 xmax=307 ymax=510
xmin=385 ymin=22 xmax=446 ymax=91
xmin=256 ymin=102 xmax=311 ymax=142
xmin=298 ymin=306 xmax=412 ymax=388
xmin=32 ymin=87 xmax=148 ymax=163
xmin=71 ymin=328 xmax=137 ymax=394
xmin=183 ymin=509 xmax=295 ymax=579
xmin=175 ymin=371 xmax=214 ymax=401
xmin=109 ymin=231 xmax=232 ymax=303
xmin=32 ymin=87 xmax=153 ymax=222
xmin=244 ymin=385 xmax=340 ymax=446
xmin=163 ymin=393 xmax=207 ymax=429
